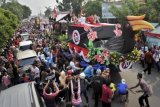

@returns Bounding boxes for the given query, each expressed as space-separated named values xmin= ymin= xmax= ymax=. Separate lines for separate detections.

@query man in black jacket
xmin=91 ymin=69 xmax=105 ymax=107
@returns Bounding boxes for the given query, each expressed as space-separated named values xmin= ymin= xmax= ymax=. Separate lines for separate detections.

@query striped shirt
xmin=71 ymin=79 xmax=82 ymax=105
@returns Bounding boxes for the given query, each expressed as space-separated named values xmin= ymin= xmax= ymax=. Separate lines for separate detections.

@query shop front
xmin=145 ymin=25 xmax=160 ymax=47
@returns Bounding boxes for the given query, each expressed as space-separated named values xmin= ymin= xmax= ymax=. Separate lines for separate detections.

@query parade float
xmin=67 ymin=15 xmax=154 ymax=71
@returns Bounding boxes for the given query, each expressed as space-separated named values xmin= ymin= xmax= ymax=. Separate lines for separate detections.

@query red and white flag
xmin=53 ymin=6 xmax=58 ymax=18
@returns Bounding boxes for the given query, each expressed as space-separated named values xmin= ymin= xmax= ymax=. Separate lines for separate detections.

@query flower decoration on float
xmin=114 ymin=24 xmax=122 ymax=37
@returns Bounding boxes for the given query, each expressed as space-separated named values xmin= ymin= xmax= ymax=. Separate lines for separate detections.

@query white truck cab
xmin=19 ymin=40 xmax=33 ymax=51
xmin=0 ymin=82 xmax=45 ymax=107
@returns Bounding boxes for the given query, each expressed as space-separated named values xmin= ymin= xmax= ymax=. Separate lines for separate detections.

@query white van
xmin=20 ymin=32 xmax=30 ymax=41
xmin=0 ymin=82 xmax=45 ymax=107
xmin=17 ymin=50 xmax=37 ymax=71
xmin=19 ymin=40 xmax=33 ymax=51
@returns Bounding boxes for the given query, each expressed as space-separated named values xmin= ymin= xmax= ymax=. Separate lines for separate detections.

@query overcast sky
xmin=18 ymin=0 xmax=58 ymax=15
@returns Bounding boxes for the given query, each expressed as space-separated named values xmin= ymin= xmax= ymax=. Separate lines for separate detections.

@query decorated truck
xmin=68 ymin=15 xmax=154 ymax=71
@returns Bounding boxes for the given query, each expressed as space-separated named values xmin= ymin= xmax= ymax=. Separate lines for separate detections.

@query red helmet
xmin=67 ymin=70 xmax=72 ymax=75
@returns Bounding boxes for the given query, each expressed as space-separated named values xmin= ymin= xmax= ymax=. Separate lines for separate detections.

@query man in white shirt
xmin=31 ymin=64 xmax=40 ymax=82
xmin=69 ymin=58 xmax=81 ymax=72
xmin=153 ymin=50 xmax=160 ymax=72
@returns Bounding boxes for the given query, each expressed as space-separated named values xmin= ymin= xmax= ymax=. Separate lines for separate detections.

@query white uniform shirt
xmin=31 ymin=66 xmax=40 ymax=79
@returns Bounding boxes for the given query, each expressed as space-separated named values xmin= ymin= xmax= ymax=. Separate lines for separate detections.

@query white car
xmin=17 ymin=50 xmax=37 ymax=72
xmin=0 ymin=82 xmax=45 ymax=107
xmin=20 ymin=32 xmax=30 ymax=41
xmin=19 ymin=40 xmax=33 ymax=51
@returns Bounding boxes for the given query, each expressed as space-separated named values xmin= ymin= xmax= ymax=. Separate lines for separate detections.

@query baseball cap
xmin=121 ymin=79 xmax=126 ymax=84
xmin=67 ymin=70 xmax=72 ymax=75
xmin=79 ymin=72 xmax=86 ymax=79
xmin=105 ymin=68 xmax=110 ymax=73
xmin=96 ymin=69 xmax=101 ymax=76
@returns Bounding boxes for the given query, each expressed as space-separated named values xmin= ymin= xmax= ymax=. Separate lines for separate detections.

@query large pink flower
xmin=95 ymin=55 xmax=102 ymax=63
xmin=95 ymin=55 xmax=105 ymax=63
xmin=116 ymin=24 xmax=121 ymax=29
xmin=88 ymin=31 xmax=97 ymax=41
xmin=114 ymin=24 xmax=122 ymax=37
xmin=114 ymin=29 xmax=122 ymax=37
xmin=103 ymin=50 xmax=110 ymax=58
xmin=84 ymin=26 xmax=91 ymax=31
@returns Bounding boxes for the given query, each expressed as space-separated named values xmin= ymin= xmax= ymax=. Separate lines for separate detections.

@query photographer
xmin=43 ymin=80 xmax=60 ymax=107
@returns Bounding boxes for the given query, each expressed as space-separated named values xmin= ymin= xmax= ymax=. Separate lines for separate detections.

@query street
xmin=82 ymin=62 xmax=160 ymax=107
xmin=1 ymin=1 xmax=160 ymax=107
xmin=112 ymin=62 xmax=160 ymax=107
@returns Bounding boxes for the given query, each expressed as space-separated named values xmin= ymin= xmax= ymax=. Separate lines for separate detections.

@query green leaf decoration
xmin=106 ymin=59 xmax=110 ymax=65
xmin=96 ymin=48 xmax=101 ymax=54
xmin=88 ymin=40 xmax=94 ymax=49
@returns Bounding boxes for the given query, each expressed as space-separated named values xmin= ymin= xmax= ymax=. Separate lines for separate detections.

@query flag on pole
xmin=53 ymin=6 xmax=58 ymax=18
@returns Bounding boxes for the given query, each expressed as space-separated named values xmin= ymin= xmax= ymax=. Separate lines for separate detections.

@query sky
xmin=18 ymin=0 xmax=58 ymax=15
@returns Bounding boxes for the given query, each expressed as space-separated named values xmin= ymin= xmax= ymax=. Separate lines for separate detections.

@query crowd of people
xmin=138 ymin=42 xmax=160 ymax=74
xmin=0 ymin=17 xmax=156 ymax=107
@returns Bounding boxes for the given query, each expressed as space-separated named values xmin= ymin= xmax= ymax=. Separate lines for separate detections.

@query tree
xmin=44 ymin=6 xmax=52 ymax=18
xmin=0 ymin=0 xmax=6 ymax=5
xmin=84 ymin=0 xmax=102 ymax=17
xmin=22 ymin=5 xmax=32 ymax=19
xmin=0 ymin=8 xmax=19 ymax=50
xmin=1 ymin=2 xmax=24 ymax=19
xmin=56 ymin=0 xmax=84 ymax=16
xmin=1 ymin=1 xmax=32 ymax=19
xmin=0 ymin=0 xmax=17 ymax=5
xmin=71 ymin=0 xmax=84 ymax=16
xmin=109 ymin=0 xmax=160 ymax=23
xmin=146 ymin=0 xmax=160 ymax=22
xmin=109 ymin=0 xmax=141 ymax=23
xmin=57 ymin=0 xmax=71 ymax=12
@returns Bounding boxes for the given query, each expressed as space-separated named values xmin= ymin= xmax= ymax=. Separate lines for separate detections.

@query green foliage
xmin=109 ymin=0 xmax=141 ymax=23
xmin=109 ymin=0 xmax=160 ymax=23
xmin=71 ymin=0 xmax=83 ymax=16
xmin=57 ymin=34 xmax=69 ymax=50
xmin=61 ymin=41 xmax=69 ymax=50
xmin=110 ymin=48 xmax=140 ymax=65
xmin=84 ymin=1 xmax=102 ymax=17
xmin=145 ymin=0 xmax=160 ymax=22
xmin=57 ymin=0 xmax=71 ymax=12
xmin=22 ymin=5 xmax=32 ymax=19
xmin=57 ymin=0 xmax=84 ymax=16
xmin=127 ymin=48 xmax=140 ymax=62
xmin=44 ymin=7 xmax=52 ymax=18
xmin=0 ymin=0 xmax=6 ymax=4
xmin=0 ymin=8 xmax=19 ymax=50
xmin=86 ymin=40 xmax=140 ymax=65
xmin=58 ymin=34 xmax=68 ymax=41
xmin=110 ymin=51 xmax=122 ymax=66
xmin=1 ymin=1 xmax=31 ymax=19
xmin=1 ymin=2 xmax=23 ymax=19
